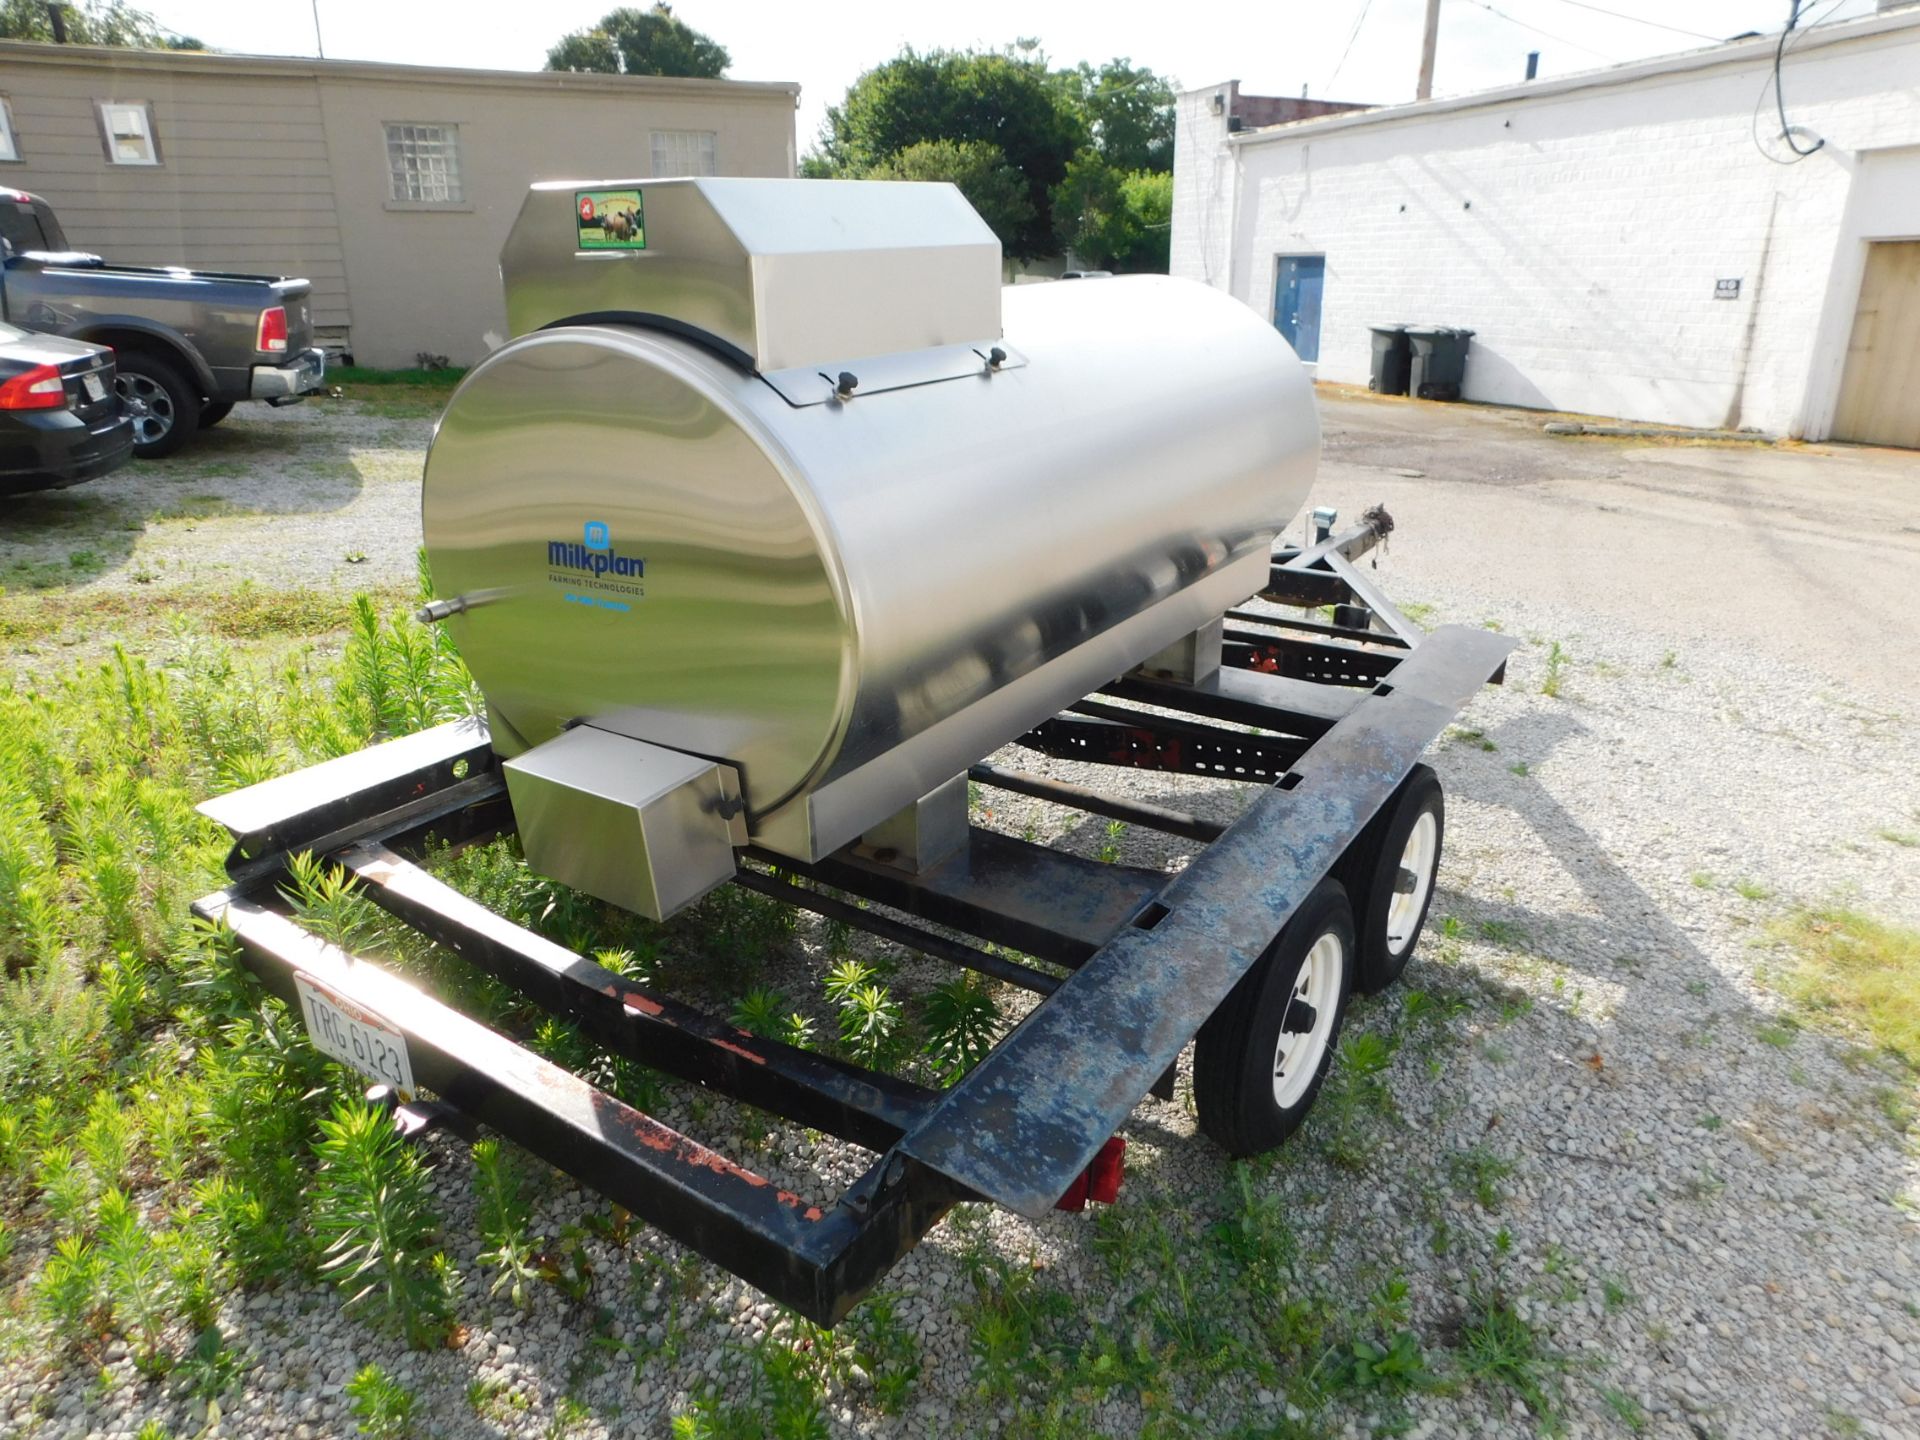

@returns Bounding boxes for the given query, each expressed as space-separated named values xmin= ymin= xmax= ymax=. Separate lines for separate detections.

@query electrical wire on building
xmin=1751 ymin=0 xmax=1846 ymax=164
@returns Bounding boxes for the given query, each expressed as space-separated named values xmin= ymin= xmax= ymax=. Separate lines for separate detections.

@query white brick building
xmin=1172 ymin=7 xmax=1920 ymax=444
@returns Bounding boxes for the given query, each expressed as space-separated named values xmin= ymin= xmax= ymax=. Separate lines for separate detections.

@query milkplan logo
xmin=549 ymin=520 xmax=645 ymax=579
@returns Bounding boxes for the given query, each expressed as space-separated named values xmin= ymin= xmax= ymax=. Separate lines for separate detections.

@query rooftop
xmin=1206 ymin=3 xmax=1918 ymax=146
xmin=0 ymin=38 xmax=800 ymax=100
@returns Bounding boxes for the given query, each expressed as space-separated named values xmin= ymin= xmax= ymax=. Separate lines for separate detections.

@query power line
xmin=1535 ymin=0 xmax=1720 ymax=43
xmin=1326 ymin=0 xmax=1376 ymax=92
xmin=1457 ymin=0 xmax=1620 ymax=60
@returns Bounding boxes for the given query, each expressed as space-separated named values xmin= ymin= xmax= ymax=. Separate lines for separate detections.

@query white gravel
xmin=4 ymin=393 xmax=1917 ymax=1439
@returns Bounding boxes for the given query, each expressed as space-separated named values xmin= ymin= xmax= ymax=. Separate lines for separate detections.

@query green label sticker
xmin=575 ymin=189 xmax=645 ymax=250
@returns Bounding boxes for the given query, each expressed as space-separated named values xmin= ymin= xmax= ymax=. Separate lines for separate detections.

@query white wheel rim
xmin=1385 ymin=809 xmax=1438 ymax=955
xmin=1272 ymin=930 xmax=1344 ymax=1109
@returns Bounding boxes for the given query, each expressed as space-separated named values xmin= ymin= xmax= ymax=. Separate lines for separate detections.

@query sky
xmin=138 ymin=0 xmax=1881 ymax=156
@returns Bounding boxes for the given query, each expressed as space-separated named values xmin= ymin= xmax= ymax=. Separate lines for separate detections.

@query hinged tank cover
xmin=500 ymin=177 xmax=1003 ymax=373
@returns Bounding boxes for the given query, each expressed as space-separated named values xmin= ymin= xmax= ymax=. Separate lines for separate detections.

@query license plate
xmin=81 ymin=372 xmax=107 ymax=402
xmin=294 ymin=975 xmax=416 ymax=1094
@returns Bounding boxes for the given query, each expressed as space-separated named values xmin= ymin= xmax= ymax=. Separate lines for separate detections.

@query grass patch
xmin=0 ymin=569 xmax=481 ymax=1381
xmin=330 ymin=364 xmax=466 ymax=388
xmin=1775 ymin=906 xmax=1920 ymax=1065
xmin=1451 ymin=1285 xmax=1564 ymax=1424
xmin=0 ymin=581 xmax=410 ymax=650
xmin=1449 ymin=725 xmax=1496 ymax=752
xmin=1540 ymin=641 xmax=1567 ymax=698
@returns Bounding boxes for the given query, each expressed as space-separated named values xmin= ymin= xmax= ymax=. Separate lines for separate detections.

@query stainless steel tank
xmin=423 ymin=178 xmax=1318 ymax=917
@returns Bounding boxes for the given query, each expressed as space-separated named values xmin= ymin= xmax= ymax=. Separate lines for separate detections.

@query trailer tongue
xmin=194 ymin=177 xmax=1512 ymax=1325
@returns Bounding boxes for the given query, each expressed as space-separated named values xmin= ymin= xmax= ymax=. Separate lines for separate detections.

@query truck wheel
xmin=1194 ymin=877 xmax=1354 ymax=1157
xmin=199 ymin=402 xmax=234 ymax=429
xmin=115 ymin=353 xmax=200 ymax=459
xmin=1336 ymin=764 xmax=1444 ymax=995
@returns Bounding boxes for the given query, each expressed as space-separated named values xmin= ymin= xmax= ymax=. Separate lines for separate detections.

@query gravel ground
xmin=3 ymin=391 xmax=1917 ymax=1439
xmin=0 ymin=394 xmax=428 ymax=673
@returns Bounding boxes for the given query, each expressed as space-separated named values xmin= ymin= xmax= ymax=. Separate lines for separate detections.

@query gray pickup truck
xmin=0 ymin=187 xmax=326 ymax=457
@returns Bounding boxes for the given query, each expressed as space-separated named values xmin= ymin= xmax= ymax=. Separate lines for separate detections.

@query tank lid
xmin=500 ymin=177 xmax=1003 ymax=373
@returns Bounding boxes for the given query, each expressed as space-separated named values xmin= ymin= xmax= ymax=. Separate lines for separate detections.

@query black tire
xmin=114 ymin=351 xmax=200 ymax=459
xmin=1194 ymin=877 xmax=1356 ymax=1158
xmin=1335 ymin=763 xmax=1445 ymax=995
xmin=199 ymin=401 xmax=234 ymax=429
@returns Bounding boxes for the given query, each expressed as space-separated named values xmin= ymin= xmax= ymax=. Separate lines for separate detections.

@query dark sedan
xmin=0 ymin=321 xmax=132 ymax=495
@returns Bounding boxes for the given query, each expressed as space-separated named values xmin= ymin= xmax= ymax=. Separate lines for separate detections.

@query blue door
xmin=1273 ymin=255 xmax=1325 ymax=362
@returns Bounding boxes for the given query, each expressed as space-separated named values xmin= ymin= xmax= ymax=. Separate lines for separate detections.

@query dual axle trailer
xmin=193 ymin=513 xmax=1512 ymax=1325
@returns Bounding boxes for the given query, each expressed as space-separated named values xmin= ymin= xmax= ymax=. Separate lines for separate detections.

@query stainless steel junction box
xmin=424 ymin=177 xmax=1320 ymax=919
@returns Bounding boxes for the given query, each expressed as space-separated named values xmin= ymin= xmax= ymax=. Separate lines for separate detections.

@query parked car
xmin=0 ymin=321 xmax=132 ymax=495
xmin=0 ymin=187 xmax=325 ymax=459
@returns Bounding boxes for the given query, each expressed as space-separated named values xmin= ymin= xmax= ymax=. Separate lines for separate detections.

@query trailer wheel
xmin=1194 ymin=877 xmax=1355 ymax=1157
xmin=1336 ymin=763 xmax=1445 ymax=995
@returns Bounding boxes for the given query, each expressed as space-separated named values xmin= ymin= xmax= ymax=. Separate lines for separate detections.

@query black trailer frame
xmin=192 ymin=512 xmax=1513 ymax=1325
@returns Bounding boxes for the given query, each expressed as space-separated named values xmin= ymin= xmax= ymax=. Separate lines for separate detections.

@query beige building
xmin=0 ymin=41 xmax=798 ymax=365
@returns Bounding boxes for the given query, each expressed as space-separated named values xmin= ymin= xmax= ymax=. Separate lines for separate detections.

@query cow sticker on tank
xmin=575 ymin=189 xmax=645 ymax=251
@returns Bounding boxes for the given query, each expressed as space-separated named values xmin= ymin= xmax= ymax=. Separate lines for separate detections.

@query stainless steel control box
xmin=503 ymin=726 xmax=747 ymax=920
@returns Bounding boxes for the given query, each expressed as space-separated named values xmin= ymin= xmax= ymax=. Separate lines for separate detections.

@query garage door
xmin=1833 ymin=240 xmax=1920 ymax=449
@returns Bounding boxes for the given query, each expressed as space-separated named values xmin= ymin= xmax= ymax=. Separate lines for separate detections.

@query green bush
xmin=311 ymin=1100 xmax=454 ymax=1348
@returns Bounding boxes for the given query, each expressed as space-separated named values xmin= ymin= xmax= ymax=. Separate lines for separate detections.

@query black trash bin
xmin=1367 ymin=325 xmax=1412 ymax=396
xmin=1405 ymin=326 xmax=1474 ymax=401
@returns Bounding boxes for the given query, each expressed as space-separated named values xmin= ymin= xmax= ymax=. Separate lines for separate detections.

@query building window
xmin=0 ymin=99 xmax=19 ymax=162
xmin=651 ymin=130 xmax=717 ymax=178
xmin=97 ymin=101 xmax=158 ymax=165
xmin=385 ymin=123 xmax=463 ymax=204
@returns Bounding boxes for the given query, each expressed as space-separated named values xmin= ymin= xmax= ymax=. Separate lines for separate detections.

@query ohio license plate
xmin=81 ymin=372 xmax=107 ymax=402
xmin=294 ymin=975 xmax=416 ymax=1094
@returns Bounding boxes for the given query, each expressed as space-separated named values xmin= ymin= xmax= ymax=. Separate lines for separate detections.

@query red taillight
xmin=256 ymin=305 xmax=288 ymax=353
xmin=0 ymin=363 xmax=66 ymax=411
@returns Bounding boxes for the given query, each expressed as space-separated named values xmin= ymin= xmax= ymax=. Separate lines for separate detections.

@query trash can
xmin=1405 ymin=326 xmax=1474 ymax=401
xmin=1367 ymin=325 xmax=1412 ymax=396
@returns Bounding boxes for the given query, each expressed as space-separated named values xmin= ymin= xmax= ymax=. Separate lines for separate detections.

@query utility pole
xmin=1416 ymin=0 xmax=1442 ymax=101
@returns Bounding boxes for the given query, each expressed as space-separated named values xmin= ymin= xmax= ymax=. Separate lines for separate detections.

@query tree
xmin=546 ymin=4 xmax=728 ymax=79
xmin=1052 ymin=159 xmax=1171 ymax=273
xmin=1060 ymin=59 xmax=1176 ymax=174
xmin=0 ymin=0 xmax=201 ymax=47
xmin=864 ymin=140 xmax=1036 ymax=255
xmin=813 ymin=47 xmax=1086 ymax=262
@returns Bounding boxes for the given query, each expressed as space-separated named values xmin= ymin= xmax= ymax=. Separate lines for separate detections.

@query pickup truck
xmin=0 ymin=188 xmax=326 ymax=458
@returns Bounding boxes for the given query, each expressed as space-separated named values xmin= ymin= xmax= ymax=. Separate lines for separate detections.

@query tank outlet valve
xmin=415 ymin=597 xmax=468 ymax=625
